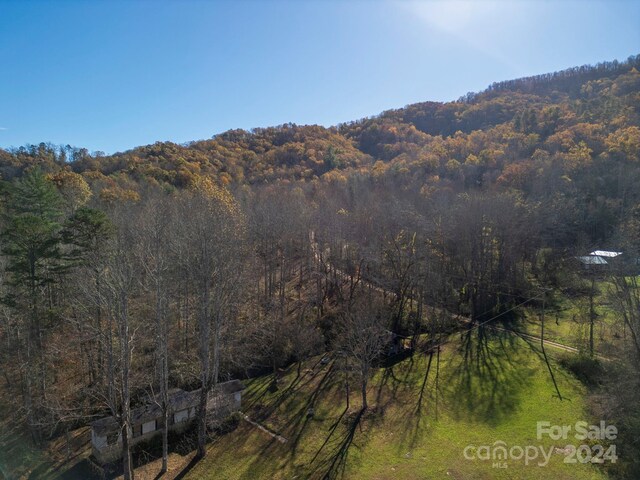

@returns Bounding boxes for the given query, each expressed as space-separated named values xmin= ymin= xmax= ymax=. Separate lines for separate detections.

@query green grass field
xmin=185 ymin=329 xmax=608 ymax=480
xmin=520 ymin=283 xmax=620 ymax=357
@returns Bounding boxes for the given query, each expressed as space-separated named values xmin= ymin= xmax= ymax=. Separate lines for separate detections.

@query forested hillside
xmin=1 ymin=55 xmax=639 ymax=479
xmin=3 ymin=56 xmax=640 ymax=244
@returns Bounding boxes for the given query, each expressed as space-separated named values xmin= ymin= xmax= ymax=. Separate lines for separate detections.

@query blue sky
xmin=0 ymin=0 xmax=638 ymax=154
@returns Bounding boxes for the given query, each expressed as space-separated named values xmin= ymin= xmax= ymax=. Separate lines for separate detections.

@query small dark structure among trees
xmin=90 ymin=380 xmax=245 ymax=464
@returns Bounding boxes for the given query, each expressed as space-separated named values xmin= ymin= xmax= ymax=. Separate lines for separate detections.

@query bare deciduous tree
xmin=100 ymin=205 xmax=138 ymax=480
xmin=337 ymin=296 xmax=388 ymax=410
xmin=177 ymin=184 xmax=246 ymax=459
xmin=136 ymin=194 xmax=175 ymax=473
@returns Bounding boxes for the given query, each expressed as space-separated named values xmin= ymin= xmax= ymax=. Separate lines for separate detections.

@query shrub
xmin=559 ymin=354 xmax=603 ymax=387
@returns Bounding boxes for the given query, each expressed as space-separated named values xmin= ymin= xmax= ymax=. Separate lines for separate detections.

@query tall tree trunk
xmin=121 ymin=421 xmax=133 ymax=480
xmin=161 ymin=405 xmax=168 ymax=473
xmin=541 ymin=295 xmax=563 ymax=400
xmin=120 ymin=291 xmax=134 ymax=480
xmin=589 ymin=276 xmax=596 ymax=357
xmin=158 ymin=296 xmax=169 ymax=474
xmin=361 ymin=365 xmax=368 ymax=411
xmin=196 ymin=283 xmax=211 ymax=459
xmin=95 ymin=271 xmax=104 ymax=389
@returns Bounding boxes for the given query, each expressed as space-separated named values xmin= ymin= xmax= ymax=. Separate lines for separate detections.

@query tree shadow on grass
xmin=445 ymin=325 xmax=532 ymax=425
xmin=373 ymin=366 xmax=393 ymax=409
xmin=415 ymin=351 xmax=434 ymax=414
xmin=234 ymin=362 xmax=339 ymax=478
xmin=53 ymin=459 xmax=99 ymax=480
xmin=306 ymin=409 xmax=364 ymax=480
xmin=284 ymin=363 xmax=338 ymax=456
xmin=248 ymin=357 xmax=333 ymax=424
xmin=393 ymin=326 xmax=531 ymax=455
xmin=242 ymin=376 xmax=273 ymax=410
xmin=308 ymin=406 xmax=349 ymax=466
xmin=393 ymin=350 xmax=435 ymax=452
xmin=238 ymin=360 xmax=371 ymax=480
xmin=371 ymin=352 xmax=419 ymax=414
xmin=275 ymin=356 xmax=329 ymax=402
xmin=512 ymin=332 xmax=572 ymax=401
xmin=172 ymin=455 xmax=200 ymax=480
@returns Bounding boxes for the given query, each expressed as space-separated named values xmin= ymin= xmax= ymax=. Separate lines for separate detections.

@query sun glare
xmin=402 ymin=0 xmax=522 ymax=69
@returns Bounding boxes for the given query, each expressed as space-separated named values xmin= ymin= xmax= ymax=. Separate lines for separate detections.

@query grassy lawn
xmin=0 ymin=408 xmax=46 ymax=479
xmin=0 ymin=398 xmax=93 ymax=480
xmin=520 ymin=284 xmax=620 ymax=357
xmin=184 ymin=329 xmax=608 ymax=480
xmin=0 ymin=326 xmax=611 ymax=479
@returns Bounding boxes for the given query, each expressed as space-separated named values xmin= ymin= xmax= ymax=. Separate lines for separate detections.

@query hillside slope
xmin=181 ymin=334 xmax=606 ymax=480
